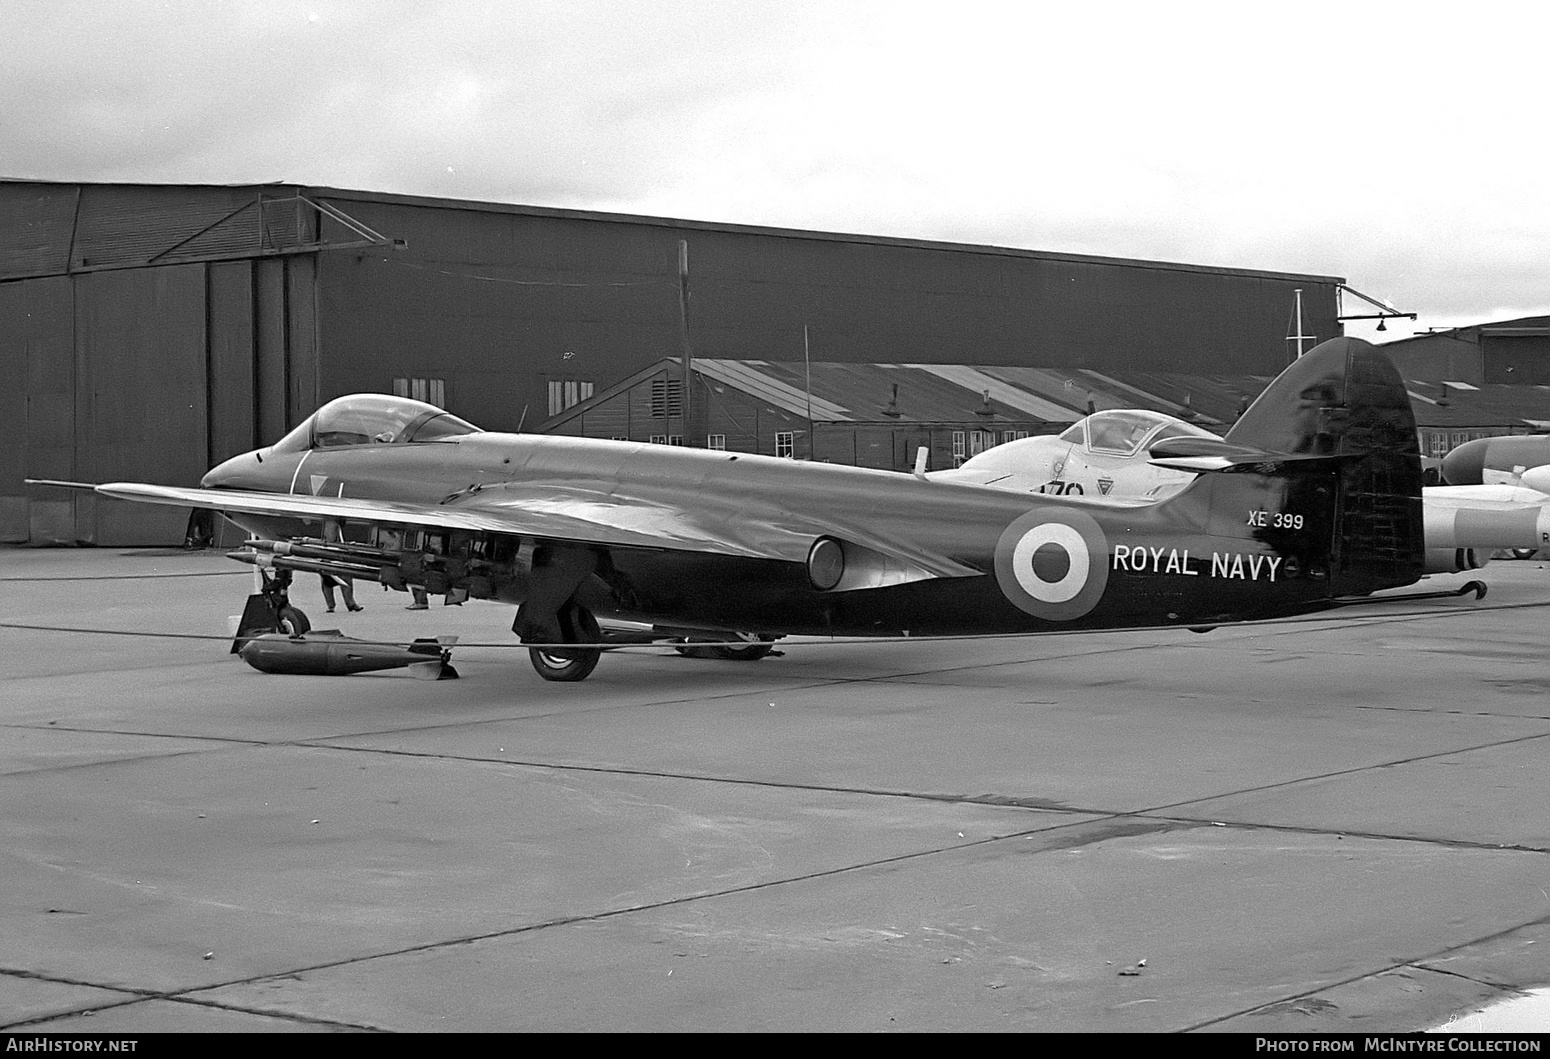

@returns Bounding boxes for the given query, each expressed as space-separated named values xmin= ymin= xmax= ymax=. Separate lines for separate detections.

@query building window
xmin=970 ymin=430 xmax=994 ymax=456
xmin=393 ymin=377 xmax=446 ymax=407
xmin=547 ymin=379 xmax=594 ymax=416
xmin=649 ymin=434 xmax=667 ymax=444
xmin=651 ymin=378 xmax=684 ymax=418
xmin=1001 ymin=431 xmax=1017 ymax=445
xmin=668 ymin=435 xmax=684 ymax=446
xmin=707 ymin=434 xmax=726 ymax=450
xmin=775 ymin=431 xmax=795 ymax=458
xmin=952 ymin=430 xmax=966 ymax=466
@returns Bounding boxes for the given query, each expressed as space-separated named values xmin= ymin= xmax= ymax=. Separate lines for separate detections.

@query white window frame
xmin=547 ymin=378 xmax=594 ymax=416
xmin=649 ymin=434 xmax=667 ymax=445
xmin=393 ymin=377 xmax=446 ymax=407
xmin=706 ymin=434 xmax=726 ymax=450
xmin=775 ymin=431 xmax=795 ymax=458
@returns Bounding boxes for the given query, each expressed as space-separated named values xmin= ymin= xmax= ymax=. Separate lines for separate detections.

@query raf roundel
xmin=993 ymin=508 xmax=1110 ymax=620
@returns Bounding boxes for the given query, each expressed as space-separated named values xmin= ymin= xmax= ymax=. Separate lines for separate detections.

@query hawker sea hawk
xmin=32 ymin=338 xmax=1438 ymax=682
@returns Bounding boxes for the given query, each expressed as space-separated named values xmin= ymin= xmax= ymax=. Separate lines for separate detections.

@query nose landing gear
xmin=231 ymin=568 xmax=311 ymax=651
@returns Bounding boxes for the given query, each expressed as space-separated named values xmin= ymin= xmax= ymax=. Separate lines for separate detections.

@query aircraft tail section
xmin=1162 ymin=337 xmax=1424 ymax=599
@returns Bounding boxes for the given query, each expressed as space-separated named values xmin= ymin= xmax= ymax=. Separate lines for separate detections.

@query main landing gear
xmin=525 ymin=601 xmax=603 ymax=682
xmin=673 ymin=632 xmax=777 ymax=661
xmin=516 ymin=600 xmax=783 ymax=682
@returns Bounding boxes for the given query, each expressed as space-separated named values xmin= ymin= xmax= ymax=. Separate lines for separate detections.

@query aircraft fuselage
xmin=208 ymin=431 xmax=1351 ymax=638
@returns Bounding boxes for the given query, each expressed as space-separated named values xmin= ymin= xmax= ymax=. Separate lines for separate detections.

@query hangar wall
xmin=310 ymin=189 xmax=1342 ymax=438
xmin=0 ymin=182 xmax=324 ymax=543
xmin=1380 ymin=317 xmax=1550 ymax=387
xmin=2 ymin=180 xmax=1345 ymax=544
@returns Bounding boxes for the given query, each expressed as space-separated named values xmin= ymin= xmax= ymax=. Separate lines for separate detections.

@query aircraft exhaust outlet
xmin=807 ymin=538 xmax=845 ymax=590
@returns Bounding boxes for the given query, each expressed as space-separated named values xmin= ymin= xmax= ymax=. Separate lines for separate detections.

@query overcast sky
xmin=5 ymin=0 xmax=1546 ymax=342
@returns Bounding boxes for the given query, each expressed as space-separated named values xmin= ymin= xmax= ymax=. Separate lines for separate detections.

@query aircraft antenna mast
xmin=678 ymin=239 xmax=695 ymax=445
xmin=1285 ymin=287 xmax=1316 ymax=363
xmin=804 ymin=324 xmax=814 ymax=457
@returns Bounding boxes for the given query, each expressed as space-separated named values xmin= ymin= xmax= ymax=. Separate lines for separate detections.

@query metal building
xmin=1378 ymin=315 xmax=1550 ymax=386
xmin=0 ymin=179 xmax=1345 ymax=545
xmin=545 ymin=356 xmax=1550 ymax=475
xmin=541 ymin=357 xmax=1270 ymax=471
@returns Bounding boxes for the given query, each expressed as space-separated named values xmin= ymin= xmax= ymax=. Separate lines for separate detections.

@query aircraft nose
xmin=1522 ymin=465 xmax=1550 ymax=495
xmin=1441 ymin=439 xmax=1486 ymax=485
xmin=202 ymin=450 xmax=262 ymax=488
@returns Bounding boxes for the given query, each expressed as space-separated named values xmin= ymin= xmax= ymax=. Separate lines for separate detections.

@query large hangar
xmin=0 ymin=179 xmax=1344 ymax=545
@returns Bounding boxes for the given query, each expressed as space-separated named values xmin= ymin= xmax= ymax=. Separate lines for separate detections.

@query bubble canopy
xmin=270 ymin=395 xmax=482 ymax=453
xmin=1061 ymin=409 xmax=1217 ymax=457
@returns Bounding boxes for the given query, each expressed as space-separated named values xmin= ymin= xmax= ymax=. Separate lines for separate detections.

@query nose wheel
xmin=232 ymin=567 xmax=311 ymax=650
xmin=528 ymin=602 xmax=602 ymax=682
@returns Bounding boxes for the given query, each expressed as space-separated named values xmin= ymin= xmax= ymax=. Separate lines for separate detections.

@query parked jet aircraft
xmin=31 ymin=337 xmax=1430 ymax=682
xmin=937 ymin=403 xmax=1550 ymax=570
xmin=935 ymin=408 xmax=1215 ymax=499
xmin=1442 ymin=435 xmax=1550 ymax=487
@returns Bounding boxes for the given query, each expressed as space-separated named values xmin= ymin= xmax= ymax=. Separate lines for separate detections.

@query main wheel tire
xmin=277 ymin=605 xmax=311 ymax=636
xmin=528 ymin=603 xmax=602 ymax=682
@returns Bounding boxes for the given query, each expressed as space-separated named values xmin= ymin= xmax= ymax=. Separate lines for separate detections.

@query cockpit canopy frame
xmin=270 ymin=394 xmax=482 ymax=454
xmin=1058 ymin=409 xmax=1218 ymax=458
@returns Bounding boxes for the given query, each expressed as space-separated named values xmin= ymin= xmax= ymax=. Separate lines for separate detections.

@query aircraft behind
xmin=1442 ymin=434 xmax=1550 ymax=487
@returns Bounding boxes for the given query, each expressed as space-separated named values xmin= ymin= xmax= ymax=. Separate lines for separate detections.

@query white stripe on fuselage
xmin=289 ymin=451 xmax=312 ymax=495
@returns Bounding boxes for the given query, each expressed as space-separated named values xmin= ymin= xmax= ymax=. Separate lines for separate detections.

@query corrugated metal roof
xmin=1076 ymin=370 xmax=1209 ymax=422
xmin=905 ymin=364 xmax=1078 ymax=421
xmin=743 ymin=361 xmax=1054 ymax=424
xmin=1402 ymin=379 xmax=1550 ymax=429
xmin=727 ymin=361 xmax=1274 ymax=428
xmin=695 ymin=359 xmax=853 ymax=420
xmin=975 ymin=367 xmax=1106 ymax=416
xmin=1096 ymin=371 xmax=1269 ymax=426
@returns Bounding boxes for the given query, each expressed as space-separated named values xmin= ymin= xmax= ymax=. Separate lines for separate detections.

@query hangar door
xmin=1482 ymin=331 xmax=1550 ymax=385
xmin=2 ymin=255 xmax=319 ymax=546
xmin=71 ymin=265 xmax=209 ymax=545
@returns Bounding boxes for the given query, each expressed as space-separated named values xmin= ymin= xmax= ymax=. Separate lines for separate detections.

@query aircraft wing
xmin=44 ymin=480 xmax=980 ymax=581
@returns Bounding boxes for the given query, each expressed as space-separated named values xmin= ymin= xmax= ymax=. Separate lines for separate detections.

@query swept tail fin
xmin=1159 ymin=337 xmax=1424 ymax=598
